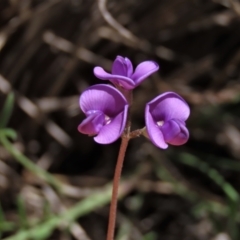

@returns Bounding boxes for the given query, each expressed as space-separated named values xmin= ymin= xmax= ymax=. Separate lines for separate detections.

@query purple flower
xmin=145 ymin=92 xmax=190 ymax=149
xmin=93 ymin=56 xmax=159 ymax=90
xmin=78 ymin=84 xmax=128 ymax=144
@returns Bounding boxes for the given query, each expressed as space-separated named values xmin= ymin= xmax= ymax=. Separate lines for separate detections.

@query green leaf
xmin=16 ymin=196 xmax=28 ymax=230
xmin=0 ymin=93 xmax=15 ymax=128
xmin=0 ymin=128 xmax=17 ymax=140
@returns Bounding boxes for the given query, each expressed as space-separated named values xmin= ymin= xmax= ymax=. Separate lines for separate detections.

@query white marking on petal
xmin=157 ymin=121 xmax=164 ymax=127
xmin=105 ymin=115 xmax=111 ymax=125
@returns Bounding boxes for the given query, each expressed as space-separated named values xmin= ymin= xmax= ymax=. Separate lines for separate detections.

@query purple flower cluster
xmin=78 ymin=55 xmax=190 ymax=149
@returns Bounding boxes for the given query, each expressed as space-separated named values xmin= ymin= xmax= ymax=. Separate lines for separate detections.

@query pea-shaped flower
xmin=78 ymin=84 xmax=129 ymax=144
xmin=145 ymin=92 xmax=190 ymax=149
xmin=94 ymin=56 xmax=159 ymax=90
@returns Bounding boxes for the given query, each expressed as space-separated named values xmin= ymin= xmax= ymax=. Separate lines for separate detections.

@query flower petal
xmin=149 ymin=92 xmax=190 ymax=122
xmin=131 ymin=61 xmax=159 ymax=85
xmin=78 ymin=112 xmax=104 ymax=135
xmin=94 ymin=105 xmax=128 ymax=144
xmin=112 ymin=56 xmax=133 ymax=77
xmin=161 ymin=119 xmax=189 ymax=145
xmin=125 ymin=57 xmax=133 ymax=77
xmin=93 ymin=67 xmax=135 ymax=89
xmin=145 ymin=104 xmax=168 ymax=149
xmin=80 ymin=84 xmax=128 ymax=116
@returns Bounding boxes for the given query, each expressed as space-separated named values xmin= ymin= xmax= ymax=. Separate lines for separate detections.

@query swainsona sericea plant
xmin=78 ymin=55 xmax=190 ymax=240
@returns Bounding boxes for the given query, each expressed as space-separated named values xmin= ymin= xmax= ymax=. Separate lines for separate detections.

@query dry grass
xmin=1 ymin=0 xmax=240 ymax=239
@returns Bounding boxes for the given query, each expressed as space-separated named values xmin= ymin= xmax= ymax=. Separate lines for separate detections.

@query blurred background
xmin=1 ymin=0 xmax=240 ymax=239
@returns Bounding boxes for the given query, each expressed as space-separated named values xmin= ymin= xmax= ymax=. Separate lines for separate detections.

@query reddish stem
xmin=106 ymin=90 xmax=132 ymax=240
xmin=106 ymin=136 xmax=129 ymax=240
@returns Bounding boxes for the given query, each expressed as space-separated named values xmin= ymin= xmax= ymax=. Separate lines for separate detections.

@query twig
xmin=43 ymin=31 xmax=112 ymax=69
xmin=0 ymin=75 xmax=73 ymax=148
xmin=229 ymin=0 xmax=240 ymax=15
xmin=97 ymin=0 xmax=139 ymax=44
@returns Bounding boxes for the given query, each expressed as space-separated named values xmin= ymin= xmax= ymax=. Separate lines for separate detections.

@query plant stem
xmin=106 ymin=136 xmax=129 ymax=240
